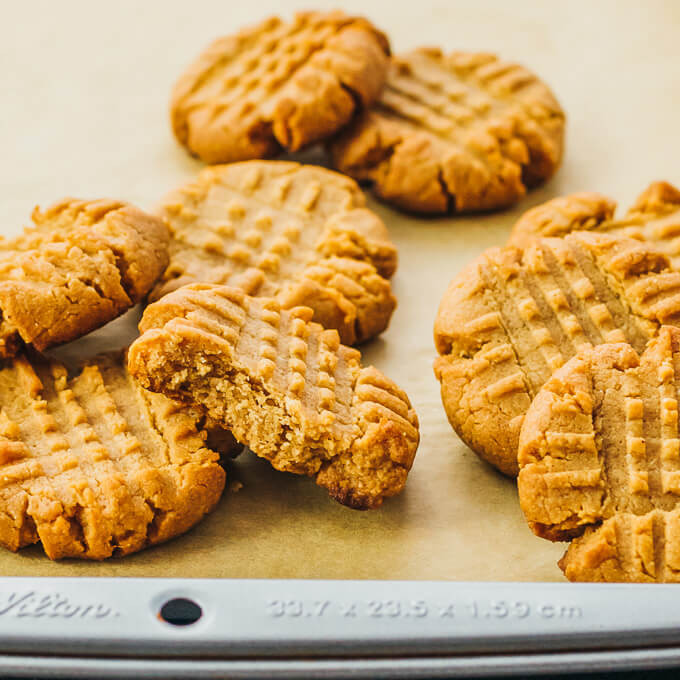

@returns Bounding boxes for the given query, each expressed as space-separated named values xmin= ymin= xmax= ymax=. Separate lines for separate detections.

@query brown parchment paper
xmin=1 ymin=0 xmax=679 ymax=581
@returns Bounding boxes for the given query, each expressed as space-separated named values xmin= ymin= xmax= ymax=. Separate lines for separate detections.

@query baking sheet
xmin=1 ymin=0 xmax=679 ymax=581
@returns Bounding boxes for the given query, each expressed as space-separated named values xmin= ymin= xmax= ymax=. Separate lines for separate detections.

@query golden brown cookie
xmin=0 ymin=351 xmax=224 ymax=560
xmin=330 ymin=48 xmax=564 ymax=214
xmin=0 ymin=198 xmax=169 ymax=358
xmin=128 ymin=284 xmax=420 ymax=509
xmin=171 ymin=11 xmax=390 ymax=163
xmin=518 ymin=327 xmax=680 ymax=582
xmin=434 ymin=232 xmax=680 ymax=477
xmin=151 ymin=161 xmax=397 ymax=345
xmin=508 ymin=182 xmax=680 ymax=268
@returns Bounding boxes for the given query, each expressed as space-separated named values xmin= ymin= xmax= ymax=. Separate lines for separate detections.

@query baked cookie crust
xmin=0 ymin=351 xmax=224 ymax=560
xmin=519 ymin=327 xmax=680 ymax=582
xmin=331 ymin=48 xmax=564 ymax=214
xmin=508 ymin=181 xmax=680 ymax=268
xmin=171 ymin=11 xmax=390 ymax=163
xmin=0 ymin=198 xmax=169 ymax=358
xmin=128 ymin=284 xmax=419 ymax=510
xmin=151 ymin=161 xmax=397 ymax=345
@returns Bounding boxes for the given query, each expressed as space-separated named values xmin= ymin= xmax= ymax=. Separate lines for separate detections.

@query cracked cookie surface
xmin=519 ymin=327 xmax=680 ymax=582
xmin=128 ymin=284 xmax=419 ymax=509
xmin=171 ymin=11 xmax=390 ymax=163
xmin=151 ymin=161 xmax=397 ymax=345
xmin=0 ymin=351 xmax=224 ymax=560
xmin=508 ymin=182 xmax=680 ymax=269
xmin=0 ymin=198 xmax=169 ymax=358
xmin=330 ymin=48 xmax=564 ymax=214
xmin=434 ymin=232 xmax=680 ymax=476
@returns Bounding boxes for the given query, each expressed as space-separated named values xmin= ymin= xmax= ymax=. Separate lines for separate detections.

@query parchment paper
xmin=1 ymin=0 xmax=679 ymax=580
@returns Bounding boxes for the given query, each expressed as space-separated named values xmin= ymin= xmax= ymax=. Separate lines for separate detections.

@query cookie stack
xmin=435 ymin=182 xmax=680 ymax=581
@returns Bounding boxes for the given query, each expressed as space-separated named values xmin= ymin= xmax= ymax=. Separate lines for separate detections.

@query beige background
xmin=1 ymin=0 xmax=679 ymax=580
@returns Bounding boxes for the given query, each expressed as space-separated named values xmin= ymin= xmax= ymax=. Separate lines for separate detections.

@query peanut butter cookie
xmin=151 ymin=161 xmax=397 ymax=345
xmin=509 ymin=182 xmax=680 ymax=269
xmin=434 ymin=232 xmax=680 ymax=476
xmin=128 ymin=284 xmax=420 ymax=509
xmin=330 ymin=48 xmax=564 ymax=214
xmin=519 ymin=327 xmax=680 ymax=582
xmin=171 ymin=11 xmax=390 ymax=163
xmin=0 ymin=198 xmax=169 ymax=358
xmin=0 ymin=351 xmax=224 ymax=560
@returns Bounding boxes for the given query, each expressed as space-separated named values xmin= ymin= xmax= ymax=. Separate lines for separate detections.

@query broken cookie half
xmin=0 ymin=198 xmax=170 ymax=358
xmin=128 ymin=283 xmax=420 ymax=509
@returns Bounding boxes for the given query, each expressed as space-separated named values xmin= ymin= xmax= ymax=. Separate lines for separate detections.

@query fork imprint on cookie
xmin=152 ymin=161 xmax=398 ymax=346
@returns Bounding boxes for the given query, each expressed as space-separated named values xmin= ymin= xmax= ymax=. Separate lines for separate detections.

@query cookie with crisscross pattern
xmin=0 ymin=351 xmax=224 ymax=560
xmin=331 ymin=48 xmax=564 ymax=214
xmin=171 ymin=11 xmax=390 ymax=163
xmin=0 ymin=198 xmax=169 ymax=358
xmin=151 ymin=161 xmax=397 ymax=345
xmin=519 ymin=327 xmax=680 ymax=582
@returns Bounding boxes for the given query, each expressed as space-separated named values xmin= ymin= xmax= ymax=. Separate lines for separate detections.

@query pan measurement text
xmin=265 ymin=598 xmax=582 ymax=621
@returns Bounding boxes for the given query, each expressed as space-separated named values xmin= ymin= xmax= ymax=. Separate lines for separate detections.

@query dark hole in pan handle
xmin=159 ymin=597 xmax=203 ymax=626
